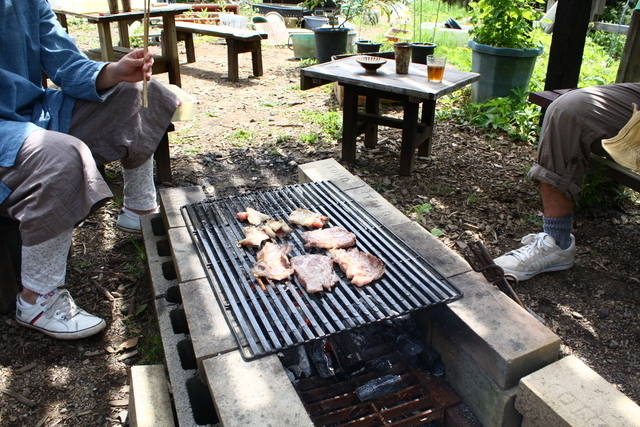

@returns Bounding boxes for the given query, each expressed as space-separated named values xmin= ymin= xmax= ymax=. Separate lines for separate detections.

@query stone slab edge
xmin=142 ymin=214 xmax=178 ymax=299
xmin=202 ymin=351 xmax=313 ymax=427
xmin=516 ymin=355 xmax=640 ymax=427
xmin=129 ymin=365 xmax=175 ymax=427
xmin=159 ymin=186 xmax=206 ymax=230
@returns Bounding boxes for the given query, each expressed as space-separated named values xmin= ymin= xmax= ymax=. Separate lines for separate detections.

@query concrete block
xmin=168 ymin=227 xmax=206 ymax=283
xmin=129 ymin=365 xmax=175 ymax=427
xmin=142 ymin=214 xmax=178 ymax=299
xmin=516 ymin=355 xmax=640 ymax=427
xmin=202 ymin=351 xmax=313 ymax=427
xmin=428 ymin=271 xmax=560 ymax=390
xmin=180 ymin=278 xmax=238 ymax=368
xmin=390 ymin=219 xmax=471 ymax=279
xmin=159 ymin=186 xmax=206 ymax=230
xmin=298 ymin=158 xmax=367 ymax=191
xmin=429 ymin=316 xmax=522 ymax=427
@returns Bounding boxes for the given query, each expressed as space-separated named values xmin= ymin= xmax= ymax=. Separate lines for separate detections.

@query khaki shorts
xmin=529 ymin=82 xmax=640 ymax=201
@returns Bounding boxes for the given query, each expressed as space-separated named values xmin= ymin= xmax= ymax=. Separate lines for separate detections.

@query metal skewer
xmin=142 ymin=0 xmax=151 ymax=108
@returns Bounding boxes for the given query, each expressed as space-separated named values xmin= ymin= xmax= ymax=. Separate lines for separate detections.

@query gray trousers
xmin=529 ymin=82 xmax=640 ymax=201
xmin=0 ymin=80 xmax=179 ymax=246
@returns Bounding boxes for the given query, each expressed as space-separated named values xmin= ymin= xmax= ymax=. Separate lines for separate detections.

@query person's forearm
xmin=95 ymin=63 xmax=121 ymax=91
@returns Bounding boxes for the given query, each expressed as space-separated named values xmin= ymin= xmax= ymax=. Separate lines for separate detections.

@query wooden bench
xmin=529 ymin=89 xmax=640 ymax=193
xmin=173 ymin=23 xmax=268 ymax=81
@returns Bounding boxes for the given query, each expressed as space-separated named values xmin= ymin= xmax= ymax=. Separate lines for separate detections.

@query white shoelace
xmin=507 ymin=233 xmax=556 ymax=261
xmin=41 ymin=290 xmax=79 ymax=321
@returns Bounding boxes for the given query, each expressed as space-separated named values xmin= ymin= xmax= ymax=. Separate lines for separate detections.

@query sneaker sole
xmin=15 ymin=317 xmax=106 ymax=340
xmin=116 ymin=224 xmax=142 ymax=235
xmin=504 ymin=260 xmax=574 ymax=282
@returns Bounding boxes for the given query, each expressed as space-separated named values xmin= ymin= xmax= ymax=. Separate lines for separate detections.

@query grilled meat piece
xmin=288 ymin=208 xmax=330 ymax=228
xmin=251 ymin=242 xmax=294 ymax=281
xmin=329 ymin=247 xmax=385 ymax=286
xmin=238 ymin=226 xmax=271 ymax=247
xmin=291 ymin=254 xmax=339 ymax=293
xmin=264 ymin=219 xmax=294 ymax=238
xmin=236 ymin=207 xmax=271 ymax=225
xmin=302 ymin=227 xmax=356 ymax=249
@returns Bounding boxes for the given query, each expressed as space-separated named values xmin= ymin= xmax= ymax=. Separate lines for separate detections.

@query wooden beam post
xmin=544 ymin=0 xmax=593 ymax=91
xmin=617 ymin=5 xmax=640 ymax=83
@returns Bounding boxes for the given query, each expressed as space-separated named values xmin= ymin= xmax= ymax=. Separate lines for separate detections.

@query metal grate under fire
xmin=181 ymin=181 xmax=462 ymax=360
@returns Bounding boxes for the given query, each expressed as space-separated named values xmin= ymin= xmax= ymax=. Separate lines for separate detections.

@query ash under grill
xmin=181 ymin=181 xmax=462 ymax=360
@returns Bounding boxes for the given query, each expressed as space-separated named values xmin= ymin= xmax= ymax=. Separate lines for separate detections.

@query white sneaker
xmin=494 ymin=233 xmax=576 ymax=281
xmin=15 ymin=289 xmax=106 ymax=340
xmin=116 ymin=207 xmax=159 ymax=234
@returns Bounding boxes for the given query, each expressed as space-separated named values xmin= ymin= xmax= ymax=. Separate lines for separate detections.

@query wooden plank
xmin=617 ymin=10 xmax=640 ymax=83
xmin=545 ymin=0 xmax=593 ymax=91
xmin=174 ymin=22 xmax=267 ymax=41
xmin=590 ymin=153 xmax=640 ymax=193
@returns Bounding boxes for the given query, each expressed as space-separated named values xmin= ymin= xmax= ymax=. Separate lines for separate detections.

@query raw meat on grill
xmin=302 ymin=227 xmax=356 ymax=249
xmin=288 ymin=208 xmax=330 ymax=228
xmin=236 ymin=207 xmax=271 ymax=225
xmin=264 ymin=219 xmax=294 ymax=238
xmin=251 ymin=242 xmax=295 ymax=281
xmin=329 ymin=247 xmax=385 ymax=286
xmin=238 ymin=226 xmax=271 ymax=247
xmin=291 ymin=254 xmax=339 ymax=293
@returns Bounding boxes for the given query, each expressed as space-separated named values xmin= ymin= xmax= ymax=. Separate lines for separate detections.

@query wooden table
xmin=53 ymin=5 xmax=189 ymax=87
xmin=301 ymin=56 xmax=480 ymax=175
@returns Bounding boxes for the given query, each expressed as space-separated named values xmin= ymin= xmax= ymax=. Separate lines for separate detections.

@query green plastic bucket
xmin=289 ymin=33 xmax=316 ymax=59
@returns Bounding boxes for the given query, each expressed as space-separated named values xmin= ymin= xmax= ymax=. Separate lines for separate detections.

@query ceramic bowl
xmin=355 ymin=56 xmax=387 ymax=74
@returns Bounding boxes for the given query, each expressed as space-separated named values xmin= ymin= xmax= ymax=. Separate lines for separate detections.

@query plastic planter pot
xmin=411 ymin=42 xmax=436 ymax=64
xmin=356 ymin=40 xmax=382 ymax=53
xmin=313 ymin=27 xmax=349 ymax=63
xmin=469 ymin=39 xmax=543 ymax=103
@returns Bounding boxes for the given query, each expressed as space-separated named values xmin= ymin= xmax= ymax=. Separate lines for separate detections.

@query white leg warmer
xmin=122 ymin=157 xmax=157 ymax=211
xmin=21 ymin=228 xmax=73 ymax=295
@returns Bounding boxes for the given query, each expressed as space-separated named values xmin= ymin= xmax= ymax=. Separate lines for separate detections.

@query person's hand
xmin=96 ymin=48 xmax=154 ymax=90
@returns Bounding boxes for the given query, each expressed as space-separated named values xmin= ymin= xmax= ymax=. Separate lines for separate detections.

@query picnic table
xmin=300 ymin=56 xmax=480 ymax=175
xmin=53 ymin=4 xmax=190 ymax=87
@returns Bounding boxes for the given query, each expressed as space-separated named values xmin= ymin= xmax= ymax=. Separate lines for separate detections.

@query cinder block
xmin=516 ymin=355 xmax=640 ymax=427
xmin=202 ymin=351 xmax=313 ymax=427
xmin=180 ymin=278 xmax=238 ymax=368
xmin=428 ymin=270 xmax=560 ymax=390
xmin=428 ymin=315 xmax=522 ymax=427
xmin=129 ymin=365 xmax=175 ymax=427
xmin=390 ymin=220 xmax=471 ymax=279
xmin=168 ymin=227 xmax=206 ymax=283
xmin=142 ymin=214 xmax=178 ymax=299
xmin=159 ymin=186 xmax=206 ymax=230
xmin=298 ymin=158 xmax=367 ymax=191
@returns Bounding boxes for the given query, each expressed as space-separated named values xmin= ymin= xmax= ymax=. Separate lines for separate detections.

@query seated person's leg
xmin=69 ymin=80 xmax=179 ymax=233
xmin=495 ymin=83 xmax=640 ymax=281
xmin=0 ymin=129 xmax=111 ymax=339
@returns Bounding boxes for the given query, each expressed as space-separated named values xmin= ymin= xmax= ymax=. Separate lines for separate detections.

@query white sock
xmin=21 ymin=229 xmax=73 ymax=296
xmin=122 ymin=157 xmax=157 ymax=212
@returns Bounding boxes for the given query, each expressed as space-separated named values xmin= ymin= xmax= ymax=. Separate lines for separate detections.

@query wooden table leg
xmin=399 ymin=101 xmax=420 ymax=176
xmin=250 ymin=40 xmax=264 ymax=77
xmin=363 ymin=95 xmax=379 ymax=149
xmin=97 ymin=22 xmax=115 ymax=62
xmin=226 ymin=39 xmax=240 ymax=82
xmin=341 ymin=85 xmax=358 ymax=163
xmin=418 ymin=100 xmax=436 ymax=157
xmin=161 ymin=16 xmax=181 ymax=87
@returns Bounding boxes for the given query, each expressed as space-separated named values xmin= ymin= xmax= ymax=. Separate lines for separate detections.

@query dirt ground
xmin=1 ymin=25 xmax=639 ymax=427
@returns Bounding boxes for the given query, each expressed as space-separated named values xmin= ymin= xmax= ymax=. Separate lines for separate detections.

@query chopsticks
xmin=142 ymin=0 xmax=151 ymax=107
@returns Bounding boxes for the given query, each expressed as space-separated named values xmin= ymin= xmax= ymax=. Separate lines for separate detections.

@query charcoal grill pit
xmin=182 ymin=181 xmax=462 ymax=360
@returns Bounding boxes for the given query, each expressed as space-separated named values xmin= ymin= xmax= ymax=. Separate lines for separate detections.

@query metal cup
xmin=394 ymin=42 xmax=412 ymax=74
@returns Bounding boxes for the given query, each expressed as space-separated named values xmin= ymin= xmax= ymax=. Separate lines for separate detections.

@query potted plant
xmin=303 ymin=0 xmax=402 ymax=63
xmin=468 ymin=0 xmax=544 ymax=102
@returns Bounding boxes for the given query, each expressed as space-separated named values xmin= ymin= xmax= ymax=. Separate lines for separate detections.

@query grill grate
xmin=181 ymin=181 xmax=462 ymax=360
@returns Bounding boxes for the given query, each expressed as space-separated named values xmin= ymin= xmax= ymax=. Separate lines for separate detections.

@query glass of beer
xmin=426 ymin=55 xmax=447 ymax=83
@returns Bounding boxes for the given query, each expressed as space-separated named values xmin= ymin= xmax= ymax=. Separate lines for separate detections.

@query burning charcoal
xmin=308 ymin=339 xmax=336 ymax=379
xmin=331 ymin=332 xmax=366 ymax=375
xmin=370 ymin=357 xmax=393 ymax=374
xmin=396 ymin=334 xmax=445 ymax=375
xmin=281 ymin=345 xmax=313 ymax=382
xmin=355 ymin=374 xmax=404 ymax=401
xmin=389 ymin=314 xmax=421 ymax=336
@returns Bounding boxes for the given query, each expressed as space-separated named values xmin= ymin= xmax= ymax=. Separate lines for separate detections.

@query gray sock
xmin=543 ymin=214 xmax=573 ymax=250
xmin=122 ymin=157 xmax=157 ymax=211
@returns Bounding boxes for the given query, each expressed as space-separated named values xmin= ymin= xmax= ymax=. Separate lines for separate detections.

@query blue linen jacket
xmin=0 ymin=0 xmax=108 ymax=203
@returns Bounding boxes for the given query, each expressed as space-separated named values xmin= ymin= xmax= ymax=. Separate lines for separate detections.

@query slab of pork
xmin=329 ymin=247 xmax=385 ymax=286
xmin=236 ymin=207 xmax=271 ymax=225
xmin=238 ymin=226 xmax=270 ymax=246
xmin=288 ymin=208 xmax=330 ymax=228
xmin=302 ymin=227 xmax=356 ymax=249
xmin=290 ymin=254 xmax=339 ymax=293
xmin=251 ymin=242 xmax=295 ymax=281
